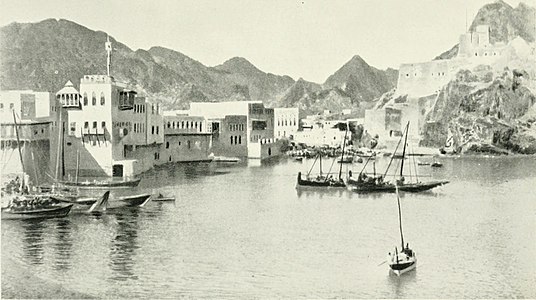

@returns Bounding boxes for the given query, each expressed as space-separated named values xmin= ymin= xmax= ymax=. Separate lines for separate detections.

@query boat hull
xmin=115 ymin=194 xmax=151 ymax=207
xmin=351 ymin=180 xmax=449 ymax=193
xmin=153 ymin=197 xmax=175 ymax=202
xmin=296 ymin=172 xmax=346 ymax=188
xmin=389 ymin=260 xmax=417 ymax=276
xmin=60 ymin=178 xmax=141 ymax=188
xmin=1 ymin=204 xmax=73 ymax=220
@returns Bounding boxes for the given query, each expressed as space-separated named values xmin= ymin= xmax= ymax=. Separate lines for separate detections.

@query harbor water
xmin=2 ymin=156 xmax=536 ymax=298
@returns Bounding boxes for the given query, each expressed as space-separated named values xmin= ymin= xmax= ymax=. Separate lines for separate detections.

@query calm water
xmin=2 ymin=156 xmax=536 ymax=298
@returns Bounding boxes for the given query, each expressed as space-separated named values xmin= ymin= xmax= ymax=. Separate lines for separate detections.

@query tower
xmin=105 ymin=35 xmax=112 ymax=77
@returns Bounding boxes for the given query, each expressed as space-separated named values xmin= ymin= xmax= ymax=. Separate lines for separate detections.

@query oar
xmin=377 ymin=260 xmax=387 ymax=266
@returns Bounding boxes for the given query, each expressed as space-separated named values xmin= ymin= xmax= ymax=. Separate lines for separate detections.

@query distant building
xmin=189 ymin=101 xmax=281 ymax=159
xmin=0 ymin=90 xmax=58 ymax=184
xmin=294 ymin=117 xmax=351 ymax=147
xmin=273 ymin=107 xmax=299 ymax=139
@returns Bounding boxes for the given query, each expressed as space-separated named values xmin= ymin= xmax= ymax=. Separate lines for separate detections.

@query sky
xmin=1 ymin=0 xmax=535 ymax=83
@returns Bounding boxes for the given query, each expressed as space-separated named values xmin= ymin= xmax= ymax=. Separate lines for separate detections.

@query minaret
xmin=105 ymin=35 xmax=112 ymax=77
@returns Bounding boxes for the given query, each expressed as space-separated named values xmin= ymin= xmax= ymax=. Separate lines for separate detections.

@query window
xmin=181 ymin=121 xmax=185 ymax=128
xmin=84 ymin=122 xmax=89 ymax=129
xmin=199 ymin=124 xmax=202 ymax=132
xmin=156 ymin=126 xmax=159 ymax=135
xmin=167 ymin=122 xmax=171 ymax=128
xmin=234 ymin=136 xmax=238 ymax=144
xmin=100 ymin=92 xmax=105 ymax=105
xmin=238 ymin=136 xmax=241 ymax=144
xmin=187 ymin=140 xmax=191 ymax=149
xmin=83 ymin=93 xmax=88 ymax=106
xmin=101 ymin=121 xmax=106 ymax=128
xmin=252 ymin=121 xmax=267 ymax=130
xmin=10 ymin=103 xmax=14 ymax=109
xmin=166 ymin=141 xmax=170 ymax=148
xmin=154 ymin=152 xmax=158 ymax=160
xmin=92 ymin=92 xmax=96 ymax=105
xmin=92 ymin=121 xmax=97 ymax=129
xmin=230 ymin=136 xmax=233 ymax=145
xmin=152 ymin=126 xmax=155 ymax=134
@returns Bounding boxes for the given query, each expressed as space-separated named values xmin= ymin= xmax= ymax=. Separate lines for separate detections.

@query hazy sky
xmin=1 ymin=0 xmax=534 ymax=83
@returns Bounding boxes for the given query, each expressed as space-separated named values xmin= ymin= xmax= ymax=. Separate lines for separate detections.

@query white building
xmin=273 ymin=107 xmax=299 ymax=139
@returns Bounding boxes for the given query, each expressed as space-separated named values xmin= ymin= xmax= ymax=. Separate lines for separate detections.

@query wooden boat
xmin=115 ymin=194 xmax=151 ymax=207
xmin=51 ymin=191 xmax=110 ymax=211
xmin=153 ymin=194 xmax=176 ymax=202
xmin=431 ymin=161 xmax=443 ymax=168
xmin=337 ymin=156 xmax=353 ymax=164
xmin=349 ymin=122 xmax=449 ymax=193
xmin=352 ymin=180 xmax=449 ymax=193
xmin=417 ymin=162 xmax=431 ymax=166
xmin=60 ymin=177 xmax=141 ymax=188
xmin=297 ymin=128 xmax=348 ymax=188
xmin=2 ymin=203 xmax=74 ymax=220
xmin=294 ymin=157 xmax=304 ymax=162
xmin=388 ymin=185 xmax=417 ymax=276
xmin=297 ymin=172 xmax=346 ymax=188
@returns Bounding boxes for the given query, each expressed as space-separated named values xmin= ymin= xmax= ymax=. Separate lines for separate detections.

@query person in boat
xmin=348 ymin=170 xmax=353 ymax=178
xmin=396 ymin=176 xmax=405 ymax=186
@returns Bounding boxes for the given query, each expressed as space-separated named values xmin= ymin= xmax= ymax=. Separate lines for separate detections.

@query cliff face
xmin=421 ymin=69 xmax=536 ymax=154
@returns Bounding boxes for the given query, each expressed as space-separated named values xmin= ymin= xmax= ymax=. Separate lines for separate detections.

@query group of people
xmin=350 ymin=171 xmax=385 ymax=186
xmin=9 ymin=196 xmax=59 ymax=211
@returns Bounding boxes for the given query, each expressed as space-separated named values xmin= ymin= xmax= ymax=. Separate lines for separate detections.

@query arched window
xmin=166 ymin=141 xmax=170 ymax=149
xmin=100 ymin=92 xmax=105 ymax=105
xmin=92 ymin=92 xmax=96 ymax=105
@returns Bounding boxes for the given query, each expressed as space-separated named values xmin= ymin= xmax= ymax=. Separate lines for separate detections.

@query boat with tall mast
xmin=296 ymin=127 xmax=348 ymax=188
xmin=348 ymin=122 xmax=449 ymax=193
xmin=388 ymin=184 xmax=417 ymax=276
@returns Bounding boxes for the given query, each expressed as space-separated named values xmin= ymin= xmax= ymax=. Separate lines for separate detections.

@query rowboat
xmin=115 ymin=194 xmax=152 ymax=207
xmin=2 ymin=203 xmax=73 ymax=220
xmin=153 ymin=194 xmax=176 ymax=202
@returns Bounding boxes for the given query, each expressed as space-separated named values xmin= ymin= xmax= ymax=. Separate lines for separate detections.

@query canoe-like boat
xmin=153 ymin=194 xmax=176 ymax=202
xmin=297 ymin=172 xmax=346 ymax=188
xmin=2 ymin=203 xmax=74 ymax=220
xmin=115 ymin=194 xmax=152 ymax=207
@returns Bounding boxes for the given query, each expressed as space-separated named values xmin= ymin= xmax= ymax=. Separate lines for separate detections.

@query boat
xmin=356 ymin=157 xmax=364 ymax=163
xmin=348 ymin=122 xmax=449 ymax=193
xmin=388 ymin=185 xmax=417 ymax=276
xmin=2 ymin=196 xmax=74 ymax=220
xmin=417 ymin=162 xmax=431 ymax=166
xmin=213 ymin=156 xmax=240 ymax=163
xmin=153 ymin=193 xmax=176 ymax=202
xmin=294 ymin=157 xmax=304 ymax=162
xmin=296 ymin=128 xmax=348 ymax=188
xmin=60 ymin=177 xmax=141 ymax=188
xmin=431 ymin=161 xmax=443 ymax=168
xmin=51 ymin=191 xmax=110 ymax=210
xmin=439 ymin=129 xmax=458 ymax=155
xmin=115 ymin=194 xmax=152 ymax=207
xmin=337 ymin=156 xmax=353 ymax=164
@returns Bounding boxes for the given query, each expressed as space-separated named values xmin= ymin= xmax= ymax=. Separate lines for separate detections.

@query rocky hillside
xmin=421 ymin=69 xmax=536 ymax=154
xmin=435 ymin=0 xmax=535 ymax=60
xmin=0 ymin=18 xmax=396 ymax=113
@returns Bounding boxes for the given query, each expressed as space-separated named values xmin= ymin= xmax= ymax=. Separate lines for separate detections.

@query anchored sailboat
xmin=349 ymin=122 xmax=449 ymax=193
xmin=388 ymin=184 xmax=417 ymax=276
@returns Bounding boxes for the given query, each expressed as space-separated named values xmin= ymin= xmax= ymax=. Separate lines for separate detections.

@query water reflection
xmin=109 ymin=208 xmax=140 ymax=281
xmin=387 ymin=269 xmax=417 ymax=298
xmin=53 ymin=218 xmax=73 ymax=271
xmin=21 ymin=219 xmax=46 ymax=265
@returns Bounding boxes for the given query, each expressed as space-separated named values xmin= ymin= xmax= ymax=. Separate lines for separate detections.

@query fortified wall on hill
xmin=397 ymin=26 xmax=514 ymax=97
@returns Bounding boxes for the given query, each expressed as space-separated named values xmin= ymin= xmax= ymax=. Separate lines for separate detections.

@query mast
xmin=395 ymin=184 xmax=405 ymax=250
xmin=383 ymin=123 xmax=408 ymax=178
xmin=338 ymin=125 xmax=348 ymax=180
xmin=61 ymin=118 xmax=65 ymax=179
xmin=12 ymin=110 xmax=26 ymax=191
xmin=399 ymin=122 xmax=410 ymax=178
xmin=319 ymin=153 xmax=322 ymax=177
xmin=75 ymin=149 xmax=80 ymax=184
xmin=55 ymin=108 xmax=62 ymax=180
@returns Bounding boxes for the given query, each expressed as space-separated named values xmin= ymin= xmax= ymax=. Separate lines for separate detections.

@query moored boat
xmin=431 ymin=161 xmax=443 ymax=168
xmin=2 ymin=202 xmax=74 ymax=220
xmin=60 ymin=177 xmax=141 ymax=188
xmin=115 ymin=194 xmax=152 ymax=207
xmin=153 ymin=193 xmax=176 ymax=202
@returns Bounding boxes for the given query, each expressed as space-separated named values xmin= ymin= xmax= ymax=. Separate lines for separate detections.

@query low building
xmin=273 ymin=107 xmax=299 ymax=139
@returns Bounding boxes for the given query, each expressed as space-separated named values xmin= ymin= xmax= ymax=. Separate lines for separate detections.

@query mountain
xmin=0 ymin=18 xmax=396 ymax=113
xmin=434 ymin=0 xmax=536 ymax=60
xmin=323 ymin=55 xmax=397 ymax=103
